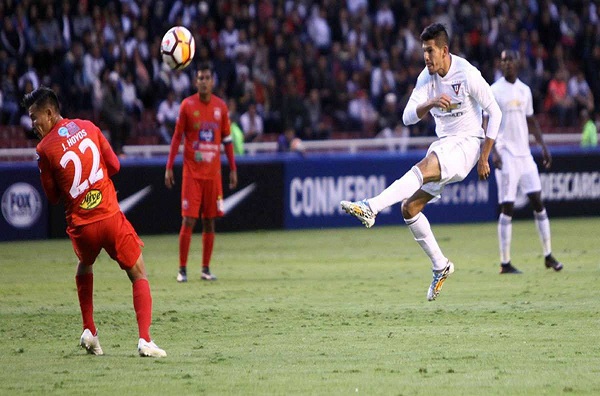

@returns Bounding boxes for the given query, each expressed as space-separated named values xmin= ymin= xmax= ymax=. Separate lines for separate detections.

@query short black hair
xmin=420 ymin=23 xmax=449 ymax=47
xmin=21 ymin=86 xmax=60 ymax=111
xmin=501 ymin=49 xmax=519 ymax=61
xmin=197 ymin=61 xmax=213 ymax=73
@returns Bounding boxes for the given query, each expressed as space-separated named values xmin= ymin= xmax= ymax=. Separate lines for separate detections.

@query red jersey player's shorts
xmin=67 ymin=211 xmax=144 ymax=269
xmin=181 ymin=177 xmax=224 ymax=219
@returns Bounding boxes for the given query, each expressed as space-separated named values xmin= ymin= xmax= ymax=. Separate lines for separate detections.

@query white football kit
xmin=403 ymin=54 xmax=501 ymax=197
xmin=491 ymin=77 xmax=541 ymax=203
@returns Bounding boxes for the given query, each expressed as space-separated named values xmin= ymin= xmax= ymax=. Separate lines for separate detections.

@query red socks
xmin=132 ymin=279 xmax=152 ymax=342
xmin=202 ymin=232 xmax=214 ymax=268
xmin=75 ymin=273 xmax=96 ymax=335
xmin=179 ymin=224 xmax=193 ymax=267
xmin=77 ymin=273 xmax=153 ymax=342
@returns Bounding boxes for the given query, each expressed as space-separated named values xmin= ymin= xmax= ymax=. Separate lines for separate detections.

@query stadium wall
xmin=1 ymin=147 xmax=599 ymax=241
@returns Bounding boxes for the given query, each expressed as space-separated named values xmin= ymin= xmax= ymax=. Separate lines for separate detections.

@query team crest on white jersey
xmin=214 ymin=107 xmax=221 ymax=120
xmin=451 ymin=82 xmax=462 ymax=95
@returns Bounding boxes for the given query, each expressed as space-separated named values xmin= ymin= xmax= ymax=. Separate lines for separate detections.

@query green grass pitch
xmin=1 ymin=218 xmax=600 ymax=395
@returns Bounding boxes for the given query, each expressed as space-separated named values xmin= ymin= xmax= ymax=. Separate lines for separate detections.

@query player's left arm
xmin=470 ymin=71 xmax=501 ymax=180
xmin=37 ymin=150 xmax=61 ymax=205
xmin=221 ymin=104 xmax=237 ymax=189
xmin=525 ymin=87 xmax=551 ymax=169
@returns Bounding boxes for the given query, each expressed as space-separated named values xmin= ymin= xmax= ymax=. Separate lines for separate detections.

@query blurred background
xmin=1 ymin=0 xmax=598 ymax=148
xmin=1 ymin=0 xmax=599 ymax=241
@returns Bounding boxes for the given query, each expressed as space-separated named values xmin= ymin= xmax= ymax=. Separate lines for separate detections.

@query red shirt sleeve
xmin=167 ymin=100 xmax=185 ymax=169
xmin=37 ymin=148 xmax=60 ymax=205
xmin=98 ymin=129 xmax=120 ymax=176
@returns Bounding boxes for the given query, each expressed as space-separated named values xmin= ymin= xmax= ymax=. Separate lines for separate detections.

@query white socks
xmin=498 ymin=213 xmax=512 ymax=264
xmin=405 ymin=212 xmax=447 ymax=271
xmin=498 ymin=210 xmax=552 ymax=262
xmin=534 ymin=209 xmax=552 ymax=256
xmin=368 ymin=166 xmax=423 ymax=214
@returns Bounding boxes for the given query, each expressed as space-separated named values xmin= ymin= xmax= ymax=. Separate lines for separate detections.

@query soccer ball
xmin=160 ymin=26 xmax=195 ymax=70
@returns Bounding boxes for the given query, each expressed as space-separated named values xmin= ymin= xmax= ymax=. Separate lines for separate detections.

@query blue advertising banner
xmin=0 ymin=162 xmax=48 ymax=241
xmin=283 ymin=152 xmax=499 ymax=229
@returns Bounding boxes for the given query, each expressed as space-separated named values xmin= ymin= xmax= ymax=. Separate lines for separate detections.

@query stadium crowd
xmin=1 ymin=0 xmax=598 ymax=147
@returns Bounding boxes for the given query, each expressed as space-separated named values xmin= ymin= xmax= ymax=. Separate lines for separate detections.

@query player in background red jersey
xmin=165 ymin=62 xmax=237 ymax=283
xmin=24 ymin=87 xmax=166 ymax=357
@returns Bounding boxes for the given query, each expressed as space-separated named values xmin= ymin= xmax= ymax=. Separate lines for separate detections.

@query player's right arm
xmin=402 ymin=71 xmax=454 ymax=125
xmin=97 ymin=127 xmax=120 ymax=177
xmin=165 ymin=100 xmax=186 ymax=189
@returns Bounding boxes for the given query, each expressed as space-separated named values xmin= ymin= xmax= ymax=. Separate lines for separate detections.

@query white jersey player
xmin=488 ymin=49 xmax=563 ymax=274
xmin=341 ymin=23 xmax=502 ymax=301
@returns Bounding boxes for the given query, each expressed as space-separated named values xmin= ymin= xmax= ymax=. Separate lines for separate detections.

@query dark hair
xmin=197 ymin=61 xmax=213 ymax=73
xmin=501 ymin=49 xmax=519 ymax=61
xmin=21 ymin=86 xmax=60 ymax=111
xmin=420 ymin=23 xmax=449 ymax=47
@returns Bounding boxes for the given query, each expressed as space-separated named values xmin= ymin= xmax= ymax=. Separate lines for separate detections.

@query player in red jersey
xmin=23 ymin=87 xmax=166 ymax=357
xmin=165 ymin=62 xmax=237 ymax=283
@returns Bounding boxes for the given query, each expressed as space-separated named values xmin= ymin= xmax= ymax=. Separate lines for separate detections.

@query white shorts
xmin=421 ymin=135 xmax=482 ymax=198
xmin=495 ymin=150 xmax=541 ymax=203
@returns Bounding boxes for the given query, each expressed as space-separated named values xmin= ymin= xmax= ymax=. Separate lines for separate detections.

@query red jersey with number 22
xmin=36 ymin=118 xmax=121 ymax=228
xmin=167 ymin=93 xmax=231 ymax=179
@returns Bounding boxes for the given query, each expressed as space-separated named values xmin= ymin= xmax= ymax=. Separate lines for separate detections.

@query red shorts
xmin=181 ymin=177 xmax=224 ymax=219
xmin=67 ymin=211 xmax=144 ymax=269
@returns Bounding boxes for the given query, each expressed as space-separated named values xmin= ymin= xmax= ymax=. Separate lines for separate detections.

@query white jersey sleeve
xmin=402 ymin=69 xmax=429 ymax=126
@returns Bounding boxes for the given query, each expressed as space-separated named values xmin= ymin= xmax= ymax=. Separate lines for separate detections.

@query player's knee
xmin=182 ymin=217 xmax=196 ymax=228
xmin=401 ymin=200 xmax=421 ymax=219
xmin=501 ymin=203 xmax=514 ymax=217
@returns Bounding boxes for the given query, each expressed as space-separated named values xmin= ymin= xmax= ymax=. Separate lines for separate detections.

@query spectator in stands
xmin=371 ymin=57 xmax=395 ymax=108
xmin=19 ymin=79 xmax=34 ymax=131
xmin=219 ymin=15 xmax=239 ymax=60
xmin=121 ymin=71 xmax=144 ymax=120
xmin=304 ymin=88 xmax=330 ymax=140
xmin=83 ymin=44 xmax=105 ymax=94
xmin=580 ymin=108 xmax=598 ymax=148
xmin=568 ymin=70 xmax=594 ymax=113
xmin=1 ymin=60 xmax=19 ymax=125
xmin=168 ymin=0 xmax=199 ymax=28
xmin=156 ymin=90 xmax=179 ymax=144
xmin=277 ymin=125 xmax=304 ymax=154
xmin=376 ymin=92 xmax=410 ymax=152
xmin=281 ymin=79 xmax=310 ymax=139
xmin=170 ymin=69 xmax=192 ymax=101
xmin=18 ymin=53 xmax=39 ymax=93
xmin=230 ymin=120 xmax=245 ymax=156
xmin=1 ymin=15 xmax=25 ymax=60
xmin=58 ymin=0 xmax=74 ymax=50
xmin=100 ymin=71 xmax=131 ymax=156
xmin=307 ymin=5 xmax=331 ymax=53
xmin=348 ymin=89 xmax=378 ymax=135
xmin=543 ymin=68 xmax=575 ymax=127
xmin=40 ymin=4 xmax=64 ymax=60
xmin=72 ymin=2 xmax=93 ymax=42
xmin=239 ymin=101 xmax=263 ymax=142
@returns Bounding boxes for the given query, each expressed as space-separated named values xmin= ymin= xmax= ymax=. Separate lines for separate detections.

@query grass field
xmin=1 ymin=218 xmax=600 ymax=395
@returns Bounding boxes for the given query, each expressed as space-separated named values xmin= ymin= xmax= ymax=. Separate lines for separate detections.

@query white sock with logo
xmin=368 ymin=166 xmax=423 ymax=214
xmin=404 ymin=212 xmax=447 ymax=271
xmin=534 ymin=209 xmax=552 ymax=256
xmin=498 ymin=213 xmax=512 ymax=264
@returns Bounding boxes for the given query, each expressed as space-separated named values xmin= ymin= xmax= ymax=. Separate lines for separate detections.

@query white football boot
xmin=138 ymin=339 xmax=167 ymax=357
xmin=427 ymin=261 xmax=455 ymax=301
xmin=80 ymin=329 xmax=104 ymax=355
xmin=340 ymin=199 xmax=376 ymax=228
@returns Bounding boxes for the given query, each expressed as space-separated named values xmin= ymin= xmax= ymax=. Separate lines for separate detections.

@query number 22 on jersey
xmin=59 ymin=138 xmax=104 ymax=199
